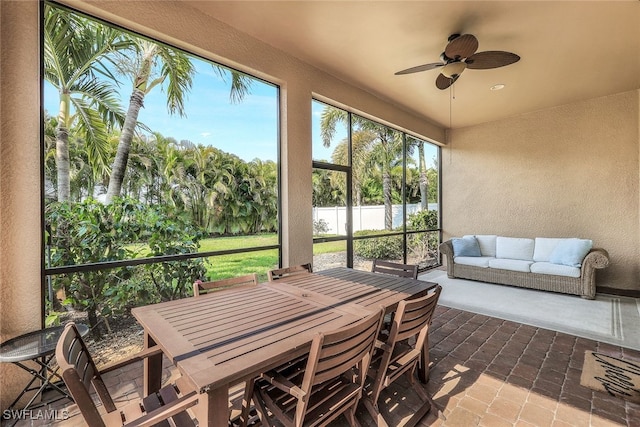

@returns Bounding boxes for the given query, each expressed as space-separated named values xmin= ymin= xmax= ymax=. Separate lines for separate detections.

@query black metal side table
xmin=0 ymin=324 xmax=89 ymax=423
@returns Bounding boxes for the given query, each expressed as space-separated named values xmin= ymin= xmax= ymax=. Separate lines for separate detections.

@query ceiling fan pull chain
xmin=449 ymin=84 xmax=453 ymax=130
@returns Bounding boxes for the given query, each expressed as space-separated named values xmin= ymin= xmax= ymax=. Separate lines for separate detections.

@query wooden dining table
xmin=131 ymin=267 xmax=437 ymax=427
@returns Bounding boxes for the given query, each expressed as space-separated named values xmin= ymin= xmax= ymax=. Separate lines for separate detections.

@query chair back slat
xmin=313 ymin=330 xmax=376 ymax=385
xmin=268 ymin=263 xmax=312 ymax=281
xmin=56 ymin=323 xmax=116 ymax=426
xmin=193 ymin=273 xmax=258 ymax=297
xmin=308 ymin=308 xmax=384 ymax=386
xmin=371 ymin=259 xmax=418 ymax=279
xmin=394 ymin=286 xmax=441 ymax=342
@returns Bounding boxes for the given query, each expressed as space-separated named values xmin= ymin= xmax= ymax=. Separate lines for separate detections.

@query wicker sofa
xmin=439 ymin=235 xmax=610 ymax=299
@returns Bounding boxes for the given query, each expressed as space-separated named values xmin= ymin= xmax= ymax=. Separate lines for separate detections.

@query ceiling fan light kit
xmin=441 ymin=61 xmax=467 ymax=78
xmin=395 ymin=33 xmax=520 ymax=90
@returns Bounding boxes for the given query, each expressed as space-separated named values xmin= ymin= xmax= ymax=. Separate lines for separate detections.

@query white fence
xmin=312 ymin=203 xmax=438 ymax=234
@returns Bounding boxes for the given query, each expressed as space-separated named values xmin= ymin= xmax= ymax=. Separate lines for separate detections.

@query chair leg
xmin=251 ymin=387 xmax=273 ymax=426
xmin=345 ymin=406 xmax=361 ymax=427
xmin=418 ymin=334 xmax=430 ymax=383
xmin=239 ymin=378 xmax=255 ymax=427
xmin=362 ymin=398 xmax=390 ymax=427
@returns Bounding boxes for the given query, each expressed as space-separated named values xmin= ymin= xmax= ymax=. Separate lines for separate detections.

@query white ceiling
xmin=187 ymin=1 xmax=640 ymax=129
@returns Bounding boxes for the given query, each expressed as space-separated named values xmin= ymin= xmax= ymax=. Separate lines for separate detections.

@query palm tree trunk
xmin=56 ymin=94 xmax=73 ymax=202
xmin=418 ymin=143 xmax=428 ymax=210
xmin=55 ymin=125 xmax=71 ymax=202
xmin=383 ymin=170 xmax=392 ymax=230
xmin=105 ymin=89 xmax=145 ymax=203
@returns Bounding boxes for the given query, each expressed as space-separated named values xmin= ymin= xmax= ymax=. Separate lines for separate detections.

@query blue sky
xmin=44 ymin=60 xmax=341 ymax=163
xmin=43 ymin=57 xmax=435 ymax=166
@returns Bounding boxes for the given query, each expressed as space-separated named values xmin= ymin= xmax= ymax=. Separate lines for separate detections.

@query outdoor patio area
xmin=10 ymin=304 xmax=640 ymax=427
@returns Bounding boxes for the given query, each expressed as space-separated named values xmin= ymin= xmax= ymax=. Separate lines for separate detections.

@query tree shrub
xmin=313 ymin=218 xmax=330 ymax=236
xmin=407 ymin=209 xmax=437 ymax=230
xmin=47 ymin=197 xmax=206 ymax=339
xmin=407 ymin=210 xmax=439 ymax=263
xmin=353 ymin=230 xmax=403 ymax=259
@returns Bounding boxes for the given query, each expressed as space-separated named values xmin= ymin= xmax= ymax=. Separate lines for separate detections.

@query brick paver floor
xmin=7 ymin=305 xmax=640 ymax=426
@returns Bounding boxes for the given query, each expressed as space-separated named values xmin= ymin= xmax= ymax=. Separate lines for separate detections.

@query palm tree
xmin=247 ymin=159 xmax=278 ymax=232
xmin=105 ymin=37 xmax=253 ymax=203
xmin=312 ymin=168 xmax=343 ymax=207
xmin=407 ymin=136 xmax=429 ymax=210
xmin=365 ymin=125 xmax=403 ymax=229
xmin=320 ymin=107 xmax=404 ymax=230
xmin=44 ymin=4 xmax=129 ymax=202
xmin=329 ymin=130 xmax=376 ymax=206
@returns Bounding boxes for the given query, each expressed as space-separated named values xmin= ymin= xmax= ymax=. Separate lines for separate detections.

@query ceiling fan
xmin=395 ymin=33 xmax=520 ymax=90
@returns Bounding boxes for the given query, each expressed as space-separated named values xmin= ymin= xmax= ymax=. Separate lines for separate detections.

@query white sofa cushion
xmin=454 ymin=256 xmax=494 ymax=268
xmin=474 ymin=235 xmax=498 ymax=257
xmin=496 ymin=237 xmax=535 ymax=261
xmin=531 ymin=262 xmax=581 ymax=278
xmin=489 ymin=258 xmax=533 ymax=272
xmin=533 ymin=238 xmax=566 ymax=262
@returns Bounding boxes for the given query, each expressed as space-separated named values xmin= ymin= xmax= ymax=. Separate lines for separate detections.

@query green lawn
xmin=199 ymin=234 xmax=278 ymax=281
xmin=312 ymin=240 xmax=346 ymax=254
xmin=199 ymin=233 xmax=278 ymax=251
xmin=199 ymin=234 xmax=345 ymax=281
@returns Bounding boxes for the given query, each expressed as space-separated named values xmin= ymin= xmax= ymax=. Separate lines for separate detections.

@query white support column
xmin=279 ymin=82 xmax=313 ymax=267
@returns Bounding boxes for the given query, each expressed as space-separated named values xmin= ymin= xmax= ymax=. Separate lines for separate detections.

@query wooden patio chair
xmin=193 ymin=273 xmax=259 ymax=297
xmin=55 ymin=322 xmax=199 ymax=427
xmin=371 ymin=259 xmax=419 ymax=279
xmin=249 ymin=308 xmax=385 ymax=427
xmin=267 ymin=263 xmax=312 ymax=281
xmin=371 ymin=260 xmax=419 ymax=335
xmin=363 ymin=285 xmax=442 ymax=427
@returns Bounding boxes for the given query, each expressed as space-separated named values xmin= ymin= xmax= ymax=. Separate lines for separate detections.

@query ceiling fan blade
xmin=444 ymin=34 xmax=478 ymax=60
xmin=395 ymin=62 xmax=444 ymax=75
xmin=466 ymin=51 xmax=520 ymax=69
xmin=436 ymin=73 xmax=459 ymax=90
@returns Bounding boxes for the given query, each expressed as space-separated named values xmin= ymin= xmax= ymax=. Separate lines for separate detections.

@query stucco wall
xmin=0 ymin=0 xmax=42 ymax=410
xmin=442 ymin=90 xmax=640 ymax=291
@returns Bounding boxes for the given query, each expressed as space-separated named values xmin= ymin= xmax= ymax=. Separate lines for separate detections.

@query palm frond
xmin=69 ymin=97 xmax=112 ymax=178
xmin=71 ymin=78 xmax=126 ymax=128
xmin=212 ymin=65 xmax=252 ymax=104
xmin=157 ymin=45 xmax=195 ymax=116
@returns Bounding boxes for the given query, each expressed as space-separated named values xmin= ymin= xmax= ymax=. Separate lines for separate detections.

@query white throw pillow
xmin=533 ymin=238 xmax=566 ymax=262
xmin=549 ymin=238 xmax=593 ymax=267
xmin=496 ymin=237 xmax=535 ymax=261
xmin=474 ymin=235 xmax=498 ymax=257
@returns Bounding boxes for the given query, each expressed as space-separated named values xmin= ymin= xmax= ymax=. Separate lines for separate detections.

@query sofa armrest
xmin=579 ymin=248 xmax=610 ymax=299
xmin=582 ymin=248 xmax=610 ymax=270
xmin=439 ymin=240 xmax=455 ymax=278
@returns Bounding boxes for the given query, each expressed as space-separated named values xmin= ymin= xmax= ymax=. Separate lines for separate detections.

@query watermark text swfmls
xmin=2 ymin=409 xmax=70 ymax=421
